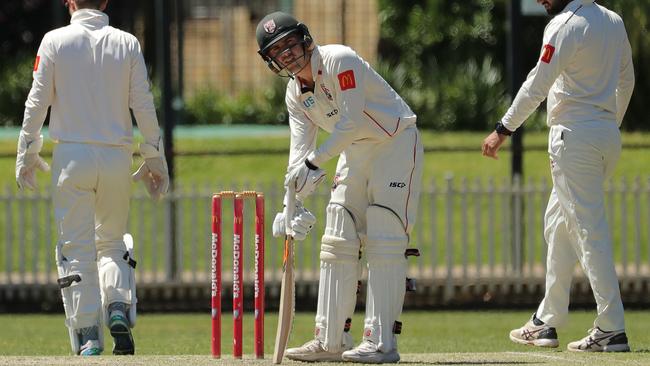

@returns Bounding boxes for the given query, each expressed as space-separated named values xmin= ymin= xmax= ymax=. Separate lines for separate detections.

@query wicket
xmin=211 ymin=191 xmax=265 ymax=359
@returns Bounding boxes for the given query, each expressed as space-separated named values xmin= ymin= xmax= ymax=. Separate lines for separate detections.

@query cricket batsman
xmin=15 ymin=0 xmax=168 ymax=355
xmin=257 ymin=11 xmax=423 ymax=363
xmin=482 ymin=0 xmax=634 ymax=352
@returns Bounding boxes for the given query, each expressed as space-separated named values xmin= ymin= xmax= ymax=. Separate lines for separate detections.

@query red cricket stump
xmin=233 ymin=195 xmax=244 ymax=358
xmin=211 ymin=191 xmax=265 ymax=360
xmin=211 ymin=194 xmax=222 ymax=358
xmin=254 ymin=194 xmax=265 ymax=359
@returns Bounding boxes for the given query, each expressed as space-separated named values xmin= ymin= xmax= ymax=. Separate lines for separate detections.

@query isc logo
xmin=389 ymin=182 xmax=406 ymax=188
xmin=326 ymin=108 xmax=338 ymax=118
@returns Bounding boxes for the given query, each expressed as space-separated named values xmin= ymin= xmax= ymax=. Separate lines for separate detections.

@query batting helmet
xmin=256 ymin=12 xmax=312 ymax=76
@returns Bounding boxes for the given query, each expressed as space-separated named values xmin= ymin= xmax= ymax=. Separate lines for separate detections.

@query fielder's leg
xmin=549 ymin=123 xmax=628 ymax=351
xmin=285 ymin=203 xmax=359 ymax=362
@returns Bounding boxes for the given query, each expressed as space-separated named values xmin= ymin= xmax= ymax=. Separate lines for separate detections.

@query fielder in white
xmin=256 ymin=12 xmax=423 ymax=364
xmin=15 ymin=0 xmax=168 ymax=356
xmin=482 ymin=0 xmax=634 ymax=352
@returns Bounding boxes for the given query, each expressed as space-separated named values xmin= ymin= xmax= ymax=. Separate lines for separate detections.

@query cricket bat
xmin=273 ymin=187 xmax=296 ymax=364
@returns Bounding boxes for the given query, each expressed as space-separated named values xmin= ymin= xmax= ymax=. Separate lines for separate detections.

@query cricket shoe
xmin=509 ymin=313 xmax=559 ymax=348
xmin=285 ymin=333 xmax=353 ymax=362
xmin=567 ymin=327 xmax=630 ymax=352
xmin=109 ymin=311 xmax=135 ymax=355
xmin=79 ymin=340 xmax=102 ymax=356
xmin=341 ymin=339 xmax=400 ymax=364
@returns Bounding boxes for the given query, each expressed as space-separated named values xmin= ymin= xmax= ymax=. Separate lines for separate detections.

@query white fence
xmin=1 ymin=176 xmax=649 ymax=304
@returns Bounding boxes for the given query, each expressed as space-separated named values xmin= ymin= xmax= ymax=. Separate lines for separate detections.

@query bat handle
xmin=284 ymin=184 xmax=296 ymax=236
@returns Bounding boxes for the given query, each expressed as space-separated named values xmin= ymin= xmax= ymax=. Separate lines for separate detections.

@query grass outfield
xmin=0 ymin=130 xmax=649 ymax=189
xmin=0 ymin=310 xmax=649 ymax=364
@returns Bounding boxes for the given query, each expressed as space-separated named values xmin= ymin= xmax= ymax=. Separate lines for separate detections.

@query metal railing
xmin=1 ymin=176 xmax=649 ymax=297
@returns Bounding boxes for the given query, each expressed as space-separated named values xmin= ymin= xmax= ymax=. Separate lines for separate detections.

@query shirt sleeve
xmin=22 ymin=34 xmax=55 ymax=141
xmin=309 ymin=49 xmax=365 ymax=167
xmin=500 ymin=21 xmax=581 ymax=131
xmin=286 ymin=93 xmax=318 ymax=173
xmin=616 ymin=30 xmax=635 ymax=126
xmin=129 ymin=37 xmax=161 ymax=147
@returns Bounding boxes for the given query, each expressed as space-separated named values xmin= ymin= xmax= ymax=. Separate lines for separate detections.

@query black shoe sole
xmin=110 ymin=323 xmax=135 ymax=355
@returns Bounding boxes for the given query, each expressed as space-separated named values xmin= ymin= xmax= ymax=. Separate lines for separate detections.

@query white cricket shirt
xmin=285 ymin=45 xmax=416 ymax=169
xmin=501 ymin=0 xmax=634 ymax=130
xmin=22 ymin=9 xmax=160 ymax=147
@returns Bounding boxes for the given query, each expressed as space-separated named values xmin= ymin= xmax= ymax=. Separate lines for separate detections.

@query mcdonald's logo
xmin=337 ymin=70 xmax=356 ymax=91
xmin=540 ymin=44 xmax=555 ymax=64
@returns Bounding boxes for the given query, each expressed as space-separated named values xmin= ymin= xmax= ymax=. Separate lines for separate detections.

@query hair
xmin=74 ymin=0 xmax=105 ymax=9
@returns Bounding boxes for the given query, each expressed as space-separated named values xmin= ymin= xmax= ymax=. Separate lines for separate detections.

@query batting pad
xmin=363 ymin=205 xmax=408 ymax=353
xmin=99 ymin=234 xmax=137 ymax=328
xmin=316 ymin=204 xmax=361 ymax=352
xmin=56 ymin=243 xmax=103 ymax=354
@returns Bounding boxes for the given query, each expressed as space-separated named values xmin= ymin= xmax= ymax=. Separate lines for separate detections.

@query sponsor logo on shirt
xmin=326 ymin=108 xmax=338 ymax=118
xmin=33 ymin=56 xmax=40 ymax=71
xmin=337 ymin=70 xmax=356 ymax=91
xmin=389 ymin=182 xmax=406 ymax=188
xmin=301 ymin=95 xmax=315 ymax=108
xmin=541 ymin=44 xmax=555 ymax=64
xmin=320 ymin=84 xmax=333 ymax=101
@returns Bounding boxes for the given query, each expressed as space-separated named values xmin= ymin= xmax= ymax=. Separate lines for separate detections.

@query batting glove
xmin=284 ymin=158 xmax=326 ymax=201
xmin=15 ymin=132 xmax=50 ymax=191
xmin=272 ymin=202 xmax=317 ymax=241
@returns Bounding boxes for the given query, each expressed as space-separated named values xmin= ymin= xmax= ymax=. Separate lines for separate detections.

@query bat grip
xmin=284 ymin=184 xmax=296 ymax=236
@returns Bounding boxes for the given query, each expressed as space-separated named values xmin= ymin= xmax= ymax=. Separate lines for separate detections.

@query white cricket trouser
xmin=52 ymin=143 xmax=133 ymax=329
xmin=536 ymin=121 xmax=625 ymax=331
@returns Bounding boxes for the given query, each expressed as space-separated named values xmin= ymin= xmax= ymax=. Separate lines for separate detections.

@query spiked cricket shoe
xmin=285 ymin=333 xmax=353 ymax=362
xmin=341 ymin=339 xmax=400 ymax=364
xmin=109 ymin=311 xmax=135 ymax=355
xmin=567 ymin=327 xmax=630 ymax=352
xmin=509 ymin=313 xmax=559 ymax=348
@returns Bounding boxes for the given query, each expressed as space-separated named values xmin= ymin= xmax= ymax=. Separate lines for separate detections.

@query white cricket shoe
xmin=567 ymin=327 xmax=630 ymax=352
xmin=341 ymin=340 xmax=400 ymax=364
xmin=285 ymin=333 xmax=354 ymax=362
xmin=509 ymin=313 xmax=559 ymax=348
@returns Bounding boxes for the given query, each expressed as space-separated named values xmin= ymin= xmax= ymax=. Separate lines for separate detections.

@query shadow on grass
xmin=398 ymin=362 xmax=543 ymax=365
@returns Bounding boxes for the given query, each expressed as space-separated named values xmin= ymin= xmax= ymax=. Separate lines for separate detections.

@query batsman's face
xmin=266 ymin=34 xmax=308 ymax=74
xmin=537 ymin=0 xmax=571 ymax=15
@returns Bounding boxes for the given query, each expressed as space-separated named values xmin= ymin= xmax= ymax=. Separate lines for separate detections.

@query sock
xmin=79 ymin=326 xmax=99 ymax=343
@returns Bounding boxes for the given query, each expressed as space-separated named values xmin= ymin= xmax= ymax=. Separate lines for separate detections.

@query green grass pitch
xmin=1 ymin=310 xmax=649 ymax=365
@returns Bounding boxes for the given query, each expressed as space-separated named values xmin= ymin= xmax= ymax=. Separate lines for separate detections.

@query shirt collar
xmin=70 ymin=9 xmax=109 ymax=30
xmin=309 ymin=45 xmax=321 ymax=80
xmin=564 ymin=0 xmax=595 ymax=12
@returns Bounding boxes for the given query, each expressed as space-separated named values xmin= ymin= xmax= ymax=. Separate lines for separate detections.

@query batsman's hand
xmin=285 ymin=159 xmax=326 ymax=201
xmin=481 ymin=131 xmax=508 ymax=159
xmin=15 ymin=132 xmax=49 ymax=191
xmin=272 ymin=202 xmax=317 ymax=241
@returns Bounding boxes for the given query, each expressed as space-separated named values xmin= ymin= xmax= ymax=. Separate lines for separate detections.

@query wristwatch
xmin=495 ymin=122 xmax=513 ymax=136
